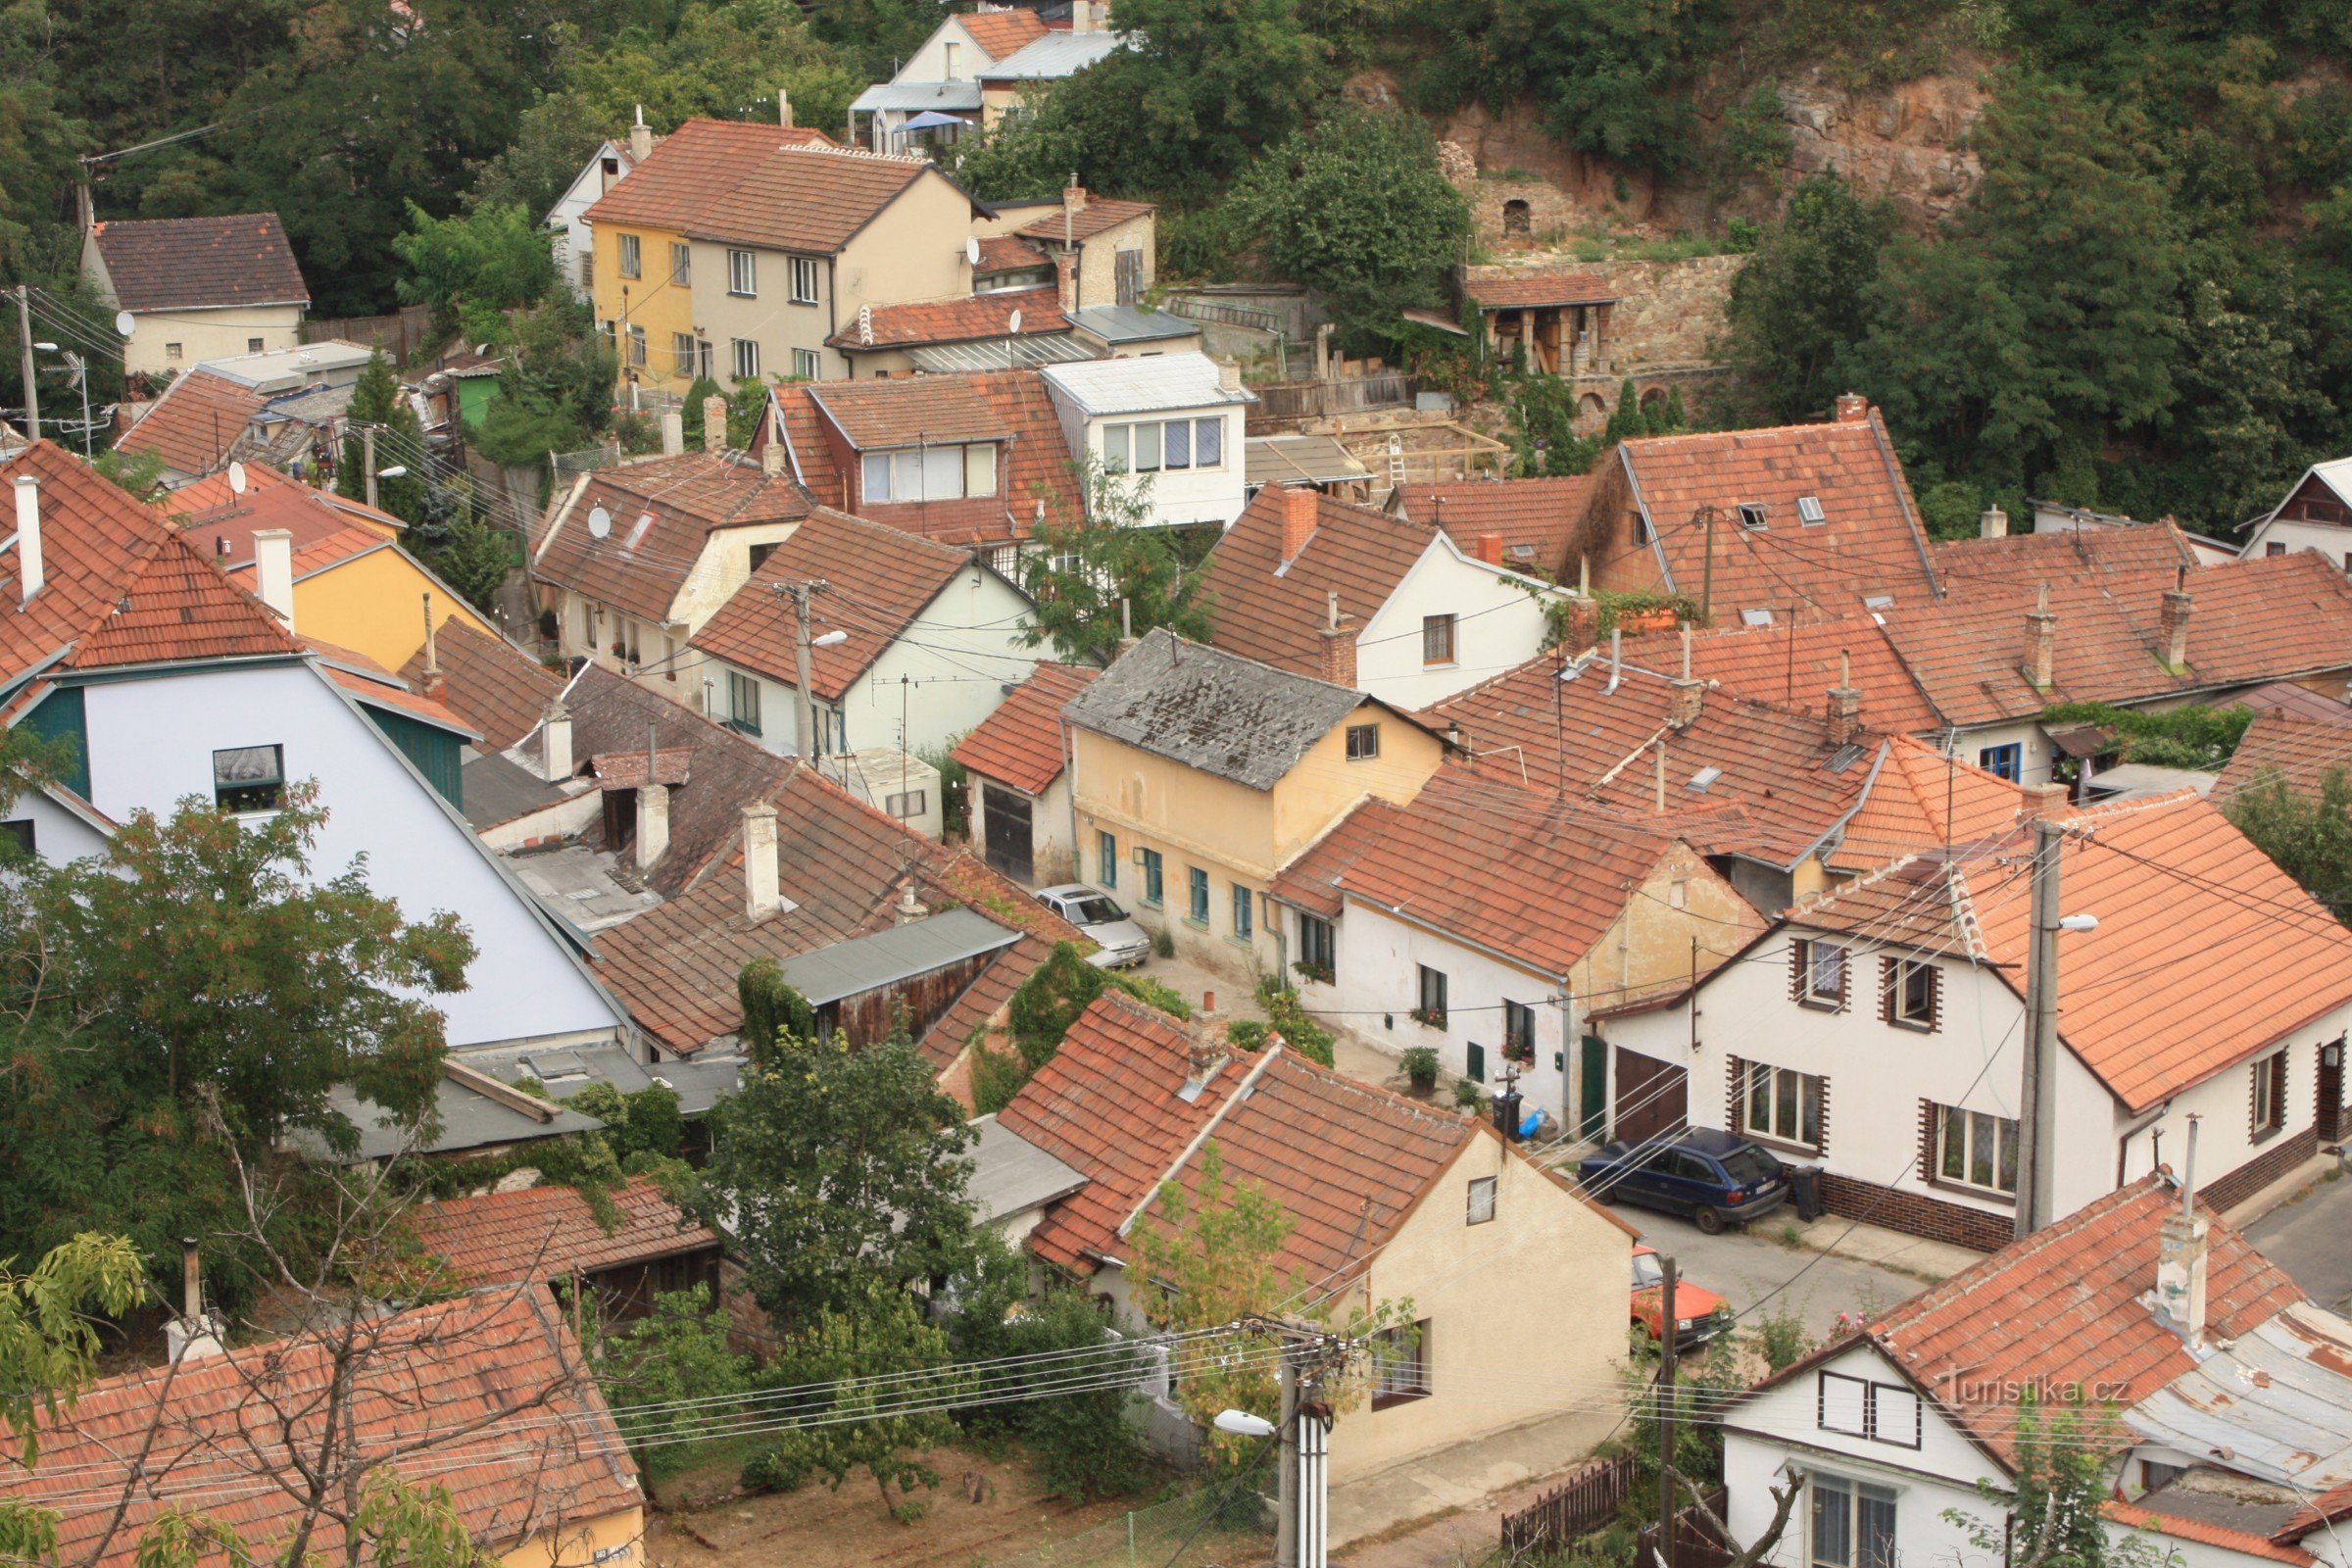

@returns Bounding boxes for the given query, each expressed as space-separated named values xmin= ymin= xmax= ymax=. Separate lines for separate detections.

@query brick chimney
xmin=2159 ymin=567 xmax=2191 ymax=673
xmin=1053 ymin=250 xmax=1076 ymax=312
xmin=1471 ymin=532 xmax=1502 ymax=565
xmin=2023 ymin=782 xmax=2069 ymax=820
xmin=703 ymin=394 xmax=728 ymax=455
xmin=2023 ymin=583 xmax=2056 ymax=690
xmin=1826 ymin=650 xmax=1862 ymax=746
xmin=1834 ymin=392 xmax=1870 ymax=423
xmin=1666 ymin=627 xmax=1703 ymax=730
xmin=1279 ymin=484 xmax=1317 ymax=564
xmin=1317 ymin=591 xmax=1357 ymax=688
xmin=1980 ymin=506 xmax=2009 ymax=539
xmin=743 ymin=800 xmax=782 ymax=921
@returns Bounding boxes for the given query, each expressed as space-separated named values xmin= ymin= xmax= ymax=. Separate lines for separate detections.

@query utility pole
xmin=777 ymin=579 xmax=828 ymax=764
xmin=1276 ymin=1351 xmax=1299 ymax=1568
xmin=1695 ymin=506 xmax=1717 ymax=626
xmin=15 ymin=287 xmax=39 ymax=441
xmin=1656 ymin=1252 xmax=1679 ymax=1568
xmin=2016 ymin=814 xmax=2066 ymax=1238
xmin=362 ymin=424 xmax=379 ymax=511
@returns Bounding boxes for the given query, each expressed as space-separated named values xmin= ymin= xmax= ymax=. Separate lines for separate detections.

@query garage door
xmin=980 ymin=783 xmax=1034 ymax=885
xmin=1613 ymin=1047 xmax=1688 ymax=1148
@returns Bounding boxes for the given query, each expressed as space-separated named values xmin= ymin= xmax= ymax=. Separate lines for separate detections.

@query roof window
xmin=1687 ymin=765 xmax=1724 ymax=793
xmin=1797 ymin=495 xmax=1827 ymax=525
xmin=1741 ymin=608 xmax=1775 ymax=627
xmin=1739 ymin=504 xmax=1768 ymax=530
xmin=1863 ymin=594 xmax=1893 ymax=611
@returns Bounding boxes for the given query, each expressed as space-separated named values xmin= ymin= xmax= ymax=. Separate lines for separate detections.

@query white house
xmin=848 ymin=7 xmax=1048 ymax=152
xmin=1040 ymin=353 xmax=1254 ymax=531
xmin=545 ymin=134 xmax=638 ymax=301
xmin=1720 ymin=1173 xmax=2352 ymax=1568
xmin=1202 ymin=485 xmax=1569 ymax=708
xmin=2238 ymin=457 xmax=2352 ymax=569
xmin=83 ymin=214 xmax=311 ymax=378
xmin=0 ymin=441 xmax=632 ymax=1068
xmin=686 ymin=505 xmax=1039 ymax=764
xmin=1601 ymin=789 xmax=2352 ymax=1250
xmin=951 ymin=661 xmax=1098 ymax=886
xmin=1269 ymin=767 xmax=1764 ymax=1132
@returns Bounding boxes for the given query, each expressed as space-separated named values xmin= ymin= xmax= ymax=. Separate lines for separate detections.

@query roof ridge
xmin=1267 ymin=1049 xmax=1479 ymax=1133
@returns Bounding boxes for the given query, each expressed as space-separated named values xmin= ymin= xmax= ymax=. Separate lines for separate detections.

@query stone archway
xmin=1640 ymin=385 xmax=1667 ymax=413
xmin=1502 ymin=198 xmax=1532 ymax=238
xmin=1577 ymin=393 xmax=1607 ymax=416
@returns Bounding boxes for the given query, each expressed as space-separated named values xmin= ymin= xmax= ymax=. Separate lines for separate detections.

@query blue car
xmin=1577 ymin=1128 xmax=1790 ymax=1235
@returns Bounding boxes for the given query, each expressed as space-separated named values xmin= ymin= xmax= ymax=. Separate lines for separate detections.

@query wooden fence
xmin=1248 ymin=372 xmax=1414 ymax=426
xmin=1635 ymin=1487 xmax=1737 ymax=1568
xmin=302 ymin=304 xmax=435 ymax=365
xmin=1499 ymin=1451 xmax=1638 ymax=1556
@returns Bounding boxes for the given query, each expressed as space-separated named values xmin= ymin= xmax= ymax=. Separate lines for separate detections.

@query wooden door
xmin=1579 ymin=1035 xmax=1608 ymax=1140
xmin=1115 ymin=248 xmax=1143 ymax=306
xmin=1613 ymin=1047 xmax=1688 ymax=1148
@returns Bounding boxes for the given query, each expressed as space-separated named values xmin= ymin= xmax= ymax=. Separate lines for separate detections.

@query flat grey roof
xmin=1041 ymin=352 xmax=1255 ymax=416
xmin=509 ymin=842 xmax=663 ymax=932
xmin=319 ymin=1077 xmax=609 ymax=1161
xmin=776 ymin=906 xmax=1021 ymax=1005
xmin=968 ymin=1113 xmax=1088 ymax=1223
xmin=980 ymin=30 xmax=1122 ymax=79
xmin=906 ymin=332 xmax=1096 ymax=373
xmin=463 ymin=747 xmax=569 ymax=829
xmin=1068 ymin=304 xmax=1199 ymax=345
xmin=852 ymin=80 xmax=984 ymax=113
xmin=1246 ymin=434 xmax=1371 ymax=488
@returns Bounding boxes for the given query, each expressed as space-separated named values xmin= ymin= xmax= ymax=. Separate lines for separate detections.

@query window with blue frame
xmin=1188 ymin=865 xmax=1209 ymax=924
xmin=1231 ymin=882 xmax=1252 ymax=941
xmin=1978 ymin=743 xmax=2022 ymax=781
xmin=1140 ymin=848 xmax=1163 ymax=906
xmin=1098 ymin=830 xmax=1117 ymax=889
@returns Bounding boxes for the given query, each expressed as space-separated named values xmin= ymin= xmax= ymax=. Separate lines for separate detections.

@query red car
xmin=1632 ymin=1245 xmax=1730 ymax=1348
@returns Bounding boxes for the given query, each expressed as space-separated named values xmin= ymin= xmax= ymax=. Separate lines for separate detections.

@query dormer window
xmin=861 ymin=443 xmax=998 ymax=503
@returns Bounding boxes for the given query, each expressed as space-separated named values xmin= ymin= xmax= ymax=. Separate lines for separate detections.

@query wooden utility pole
xmin=362 ymin=424 xmax=379 ymax=511
xmin=1696 ymin=506 xmax=1718 ymax=625
xmin=16 ymin=286 xmax=39 ymax=441
xmin=1657 ymin=1252 xmax=1679 ymax=1568
xmin=775 ymin=578 xmax=829 ymax=763
xmin=2016 ymin=815 xmax=2066 ymax=1238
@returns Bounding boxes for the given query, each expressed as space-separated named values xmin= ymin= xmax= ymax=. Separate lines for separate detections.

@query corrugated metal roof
xmin=776 ymin=905 xmax=1022 ymax=1004
xmin=2128 ymin=1303 xmax=2352 ymax=1498
xmin=980 ymin=30 xmax=1122 ymax=78
xmin=1041 ymin=352 xmax=1255 ymax=416
xmin=905 ymin=332 xmax=1096 ymax=372
xmin=968 ymin=1112 xmax=1089 ymax=1223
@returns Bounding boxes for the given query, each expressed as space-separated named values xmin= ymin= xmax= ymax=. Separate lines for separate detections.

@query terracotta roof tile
xmin=1792 ymin=792 xmax=2352 ymax=1108
xmin=400 ymin=620 xmax=566 ymax=753
xmin=2213 ymin=710 xmax=2352 ymax=806
xmin=1829 ymin=733 xmax=2036 ymax=873
xmin=833 ymin=287 xmax=1068 ymax=350
xmin=91 ymin=213 xmax=309 ymax=313
xmin=975 ymin=235 xmax=1050 ymax=272
xmin=1855 ymin=1175 xmax=2303 ymax=1462
xmin=808 ymin=377 xmax=1010 ymax=449
xmin=1460 ymin=267 xmax=1616 ymax=309
xmin=1203 ymin=488 xmax=1444 ymax=678
xmin=959 ymin=7 xmax=1049 ymax=59
xmin=1936 ymin=522 xmax=2195 ymax=594
xmin=2106 ymin=1504 xmax=2316 ymax=1567
xmin=1616 ymin=614 xmax=1946 ymax=735
xmin=688 ymin=509 xmax=979 ymax=699
xmin=1015 ymin=198 xmax=1155 ymax=245
xmin=410 ymin=1176 xmax=718 ymax=1288
xmin=532 ymin=450 xmax=813 ymax=623
xmin=5 ymin=1290 xmax=638 ymax=1568
xmin=166 ymin=460 xmax=292 ymax=513
xmin=951 ymin=661 xmax=1097 ymax=794
xmin=1393 ymin=475 xmax=1595 ymax=580
xmin=118 ymin=368 xmax=269 ymax=477
xmin=576 ymin=118 xmax=836 ymax=236
xmin=1614 ymin=412 xmax=1941 ymax=619
xmin=2235 ymin=680 xmax=2352 ymax=722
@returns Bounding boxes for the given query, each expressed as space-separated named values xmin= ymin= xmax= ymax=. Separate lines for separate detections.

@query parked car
xmin=1632 ymin=1245 xmax=1730 ymax=1348
xmin=1033 ymin=884 xmax=1151 ymax=968
xmin=1576 ymin=1128 xmax=1788 ymax=1235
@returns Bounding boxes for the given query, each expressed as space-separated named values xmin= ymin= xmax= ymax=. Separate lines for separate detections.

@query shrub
xmin=1108 ymin=972 xmax=1191 ymax=1019
xmin=1227 ymin=1019 xmax=1270 ymax=1053
xmin=970 ymin=1042 xmax=1035 ymax=1116
xmin=1151 ymin=927 xmax=1175 ymax=958
xmin=1401 ymin=1046 xmax=1440 ymax=1084
xmin=1452 ymin=1078 xmax=1485 ymax=1108
xmin=1254 ymin=980 xmax=1336 ymax=1067
xmin=1007 ymin=942 xmax=1107 ymax=1067
xmin=738 ymin=958 xmax=817 ymax=1060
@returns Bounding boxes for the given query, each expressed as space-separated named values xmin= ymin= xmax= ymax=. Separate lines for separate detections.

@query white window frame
xmin=731 ymin=337 xmax=760 ymax=382
xmin=1742 ymin=1061 xmax=1824 ymax=1150
xmin=1809 ymin=1474 xmax=1898 ymax=1568
xmin=617 ymin=232 xmax=642 ymax=279
xmin=1936 ymin=1103 xmax=2019 ymax=1196
xmin=1466 ymin=1176 xmax=1496 ymax=1225
xmin=791 ymin=348 xmax=821 ymax=381
xmin=1801 ymin=940 xmax=1846 ymax=1006
xmin=789 ymin=257 xmax=820 ymax=306
xmin=728 ymin=249 xmax=758 ymax=298
xmin=669 ymin=241 xmax=691 ymax=286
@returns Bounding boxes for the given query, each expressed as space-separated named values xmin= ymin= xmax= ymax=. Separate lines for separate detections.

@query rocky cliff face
xmin=1773 ymin=68 xmax=1990 ymax=223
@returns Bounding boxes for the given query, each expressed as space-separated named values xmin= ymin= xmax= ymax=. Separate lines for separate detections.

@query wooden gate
xmin=981 ymin=783 xmax=1034 ymax=885
xmin=1115 ymin=248 xmax=1144 ymax=306
xmin=1614 ymin=1047 xmax=1688 ymax=1147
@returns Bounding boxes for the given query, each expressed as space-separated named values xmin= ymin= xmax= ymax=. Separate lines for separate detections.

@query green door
xmin=1579 ymin=1034 xmax=1607 ymax=1140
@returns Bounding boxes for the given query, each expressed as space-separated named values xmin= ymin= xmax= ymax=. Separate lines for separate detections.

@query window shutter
xmin=1918 ymin=1100 xmax=1936 ymax=1186
xmin=1880 ymin=957 xmax=1898 ymax=1026
xmin=1727 ymin=1055 xmax=1744 ymax=1132
xmin=1789 ymin=940 xmax=1807 ymax=1002
xmin=1928 ymin=964 xmax=1943 ymax=1033
xmin=1817 ymin=1075 xmax=1832 ymax=1152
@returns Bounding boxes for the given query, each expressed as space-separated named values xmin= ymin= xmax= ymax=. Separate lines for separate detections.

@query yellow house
xmin=165 ymin=466 xmax=501 ymax=671
xmin=1062 ymin=629 xmax=1448 ymax=981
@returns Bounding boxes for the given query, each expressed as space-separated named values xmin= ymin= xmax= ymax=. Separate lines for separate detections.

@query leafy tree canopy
xmin=1019 ymin=462 xmax=1214 ymax=665
xmin=2223 ymin=764 xmax=2352 ymax=927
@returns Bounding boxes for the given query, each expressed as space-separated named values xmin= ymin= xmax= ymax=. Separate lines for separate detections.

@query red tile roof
xmin=975 ymin=235 xmax=1050 ymax=272
xmin=1460 ymin=267 xmax=1616 ymax=310
xmin=118 ymin=368 xmax=268 ymax=477
xmin=166 ymin=459 xmax=292 ymax=513
xmin=951 ymin=661 xmax=1097 ymax=794
xmin=1829 ymin=1175 xmax=2302 ymax=1464
xmin=1203 ymin=488 xmax=1442 ymax=678
xmin=1393 ymin=475 xmax=1595 ymax=580
xmin=1791 ymin=791 xmax=2352 ymax=1108
xmin=1015 ymin=197 xmax=1155 ymax=245
xmin=410 ymin=1176 xmax=719 ymax=1288
xmin=532 ymin=450 xmax=812 ymax=623
xmin=1936 ymin=521 xmax=2196 ymax=594
xmin=1829 ymin=733 xmax=2036 ymax=874
xmin=1616 ymin=614 xmax=1946 ymax=736
xmin=576 ymin=117 xmax=836 ymax=236
xmin=689 ymin=508 xmax=983 ymax=699
xmin=2212 ymin=710 xmax=2352 ymax=807
xmin=6 ymin=1289 xmax=638 ymax=1568
xmin=833 ymin=287 xmax=1069 ymax=350
xmin=2106 ymin=1504 xmax=2317 ymax=1567
xmin=1616 ymin=412 xmax=1942 ymax=620
xmin=808 ymin=377 xmax=1010 ymax=449
xmin=2236 ymin=680 xmax=2352 ymax=722
xmin=959 ymin=7 xmax=1050 ymax=59
xmin=91 ymin=213 xmax=309 ymax=313
xmin=400 ymin=620 xmax=566 ymax=753
xmin=170 ymin=478 xmax=400 ymax=582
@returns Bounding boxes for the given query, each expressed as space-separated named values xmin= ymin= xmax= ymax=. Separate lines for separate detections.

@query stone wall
xmin=1587 ymin=255 xmax=1747 ymax=370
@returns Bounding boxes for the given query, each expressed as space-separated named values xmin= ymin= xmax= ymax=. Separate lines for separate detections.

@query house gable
xmin=1723 ymin=1338 xmax=2004 ymax=1491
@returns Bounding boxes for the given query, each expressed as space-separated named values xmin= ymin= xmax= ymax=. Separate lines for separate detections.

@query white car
xmin=1034 ymin=884 xmax=1152 ymax=968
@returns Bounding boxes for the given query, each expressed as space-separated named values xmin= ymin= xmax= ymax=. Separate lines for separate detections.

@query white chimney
xmin=251 ymin=527 xmax=295 ymax=629
xmin=660 ymin=409 xmax=684 ymax=456
xmin=2154 ymin=1116 xmax=2209 ymax=1346
xmin=638 ymin=782 xmax=670 ymax=868
xmin=13 ymin=474 xmax=41 ymax=605
xmin=542 ymin=698 xmax=573 ymax=779
xmin=743 ymin=800 xmax=782 ymax=921
xmin=778 ymin=87 xmax=794 ymax=128
xmin=167 ymin=1238 xmax=224 ymax=1363
xmin=629 ymin=105 xmax=653 ymax=163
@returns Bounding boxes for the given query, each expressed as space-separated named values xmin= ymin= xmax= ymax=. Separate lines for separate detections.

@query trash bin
xmin=1789 ymin=1165 xmax=1825 ymax=1223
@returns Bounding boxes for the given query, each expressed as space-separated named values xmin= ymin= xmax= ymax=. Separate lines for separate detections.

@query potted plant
xmin=1451 ymin=1077 xmax=1484 ymax=1110
xmin=1408 ymin=1004 xmax=1447 ymax=1030
xmin=1401 ymin=1046 xmax=1439 ymax=1095
xmin=1293 ymin=957 xmax=1334 ymax=986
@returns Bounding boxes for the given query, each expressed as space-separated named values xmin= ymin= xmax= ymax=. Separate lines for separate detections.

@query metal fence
xmin=980 ymin=1481 xmax=1270 ymax=1568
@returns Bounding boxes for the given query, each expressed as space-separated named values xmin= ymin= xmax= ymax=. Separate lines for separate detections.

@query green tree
xmin=694 ymin=1020 xmax=976 ymax=1327
xmin=596 ymin=1284 xmax=752 ymax=1479
xmin=1714 ymin=174 xmax=1896 ymax=426
xmin=2223 ymin=764 xmax=2352 ymax=926
xmin=466 ymin=295 xmax=618 ymax=470
xmin=1019 ymin=462 xmax=1213 ymax=665
xmin=1945 ymin=1394 xmax=2160 ymax=1568
xmin=1224 ymin=107 xmax=1469 ymax=346
xmin=549 ymin=0 xmax=863 ymax=152
xmin=0 ymin=0 xmax=92 ymax=279
xmin=392 ymin=200 xmax=557 ymax=341
xmin=339 ymin=345 xmax=427 ymax=522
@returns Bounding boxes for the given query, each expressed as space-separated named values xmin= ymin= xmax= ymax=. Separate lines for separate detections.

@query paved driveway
xmin=1592 ymin=1202 xmax=1936 ymax=1342
xmin=2246 ymin=1167 xmax=2352 ymax=1314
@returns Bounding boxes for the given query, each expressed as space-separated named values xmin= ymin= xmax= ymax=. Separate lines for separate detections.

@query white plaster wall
xmin=7 ymin=790 xmax=112 ymax=863
xmin=1058 ymin=403 xmax=1248 ymax=529
xmin=2111 ymin=1024 xmax=2342 ymax=1200
xmin=2243 ymin=517 xmax=2352 ymax=567
xmin=1353 ymin=546 xmax=1562 ymax=708
xmin=1951 ymin=720 xmax=2051 ymax=786
xmin=122 ymin=308 xmax=306 ymax=379
xmin=845 ymin=564 xmax=1041 ymax=757
xmin=74 ymin=662 xmax=624 ymax=1052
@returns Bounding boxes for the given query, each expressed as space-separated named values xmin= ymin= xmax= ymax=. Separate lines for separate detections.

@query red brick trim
xmin=1816 ymin=1169 xmax=2015 ymax=1252
xmin=2200 ymin=1125 xmax=2317 ymax=1215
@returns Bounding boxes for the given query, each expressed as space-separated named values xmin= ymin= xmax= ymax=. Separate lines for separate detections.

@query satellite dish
xmin=587 ymin=505 xmax=612 ymax=539
xmin=113 ymin=311 xmax=136 ymax=338
xmin=1007 ymin=309 xmax=1023 ymax=335
xmin=964 ymin=235 xmax=981 ymax=267
xmin=226 ymin=461 xmax=248 ymax=495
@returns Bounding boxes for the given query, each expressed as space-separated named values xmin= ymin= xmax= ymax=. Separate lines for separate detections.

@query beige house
xmin=994 ymin=990 xmax=1638 ymax=1488
xmin=1062 ymin=630 xmax=1448 ymax=981
xmin=83 ymin=213 xmax=310 ymax=378
xmin=582 ymin=119 xmax=988 ymax=390
xmin=978 ymin=183 xmax=1157 ymax=310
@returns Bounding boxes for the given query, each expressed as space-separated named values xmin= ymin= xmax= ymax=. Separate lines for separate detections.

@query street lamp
xmin=375 ymin=466 xmax=409 ymax=479
xmin=811 ymin=629 xmax=848 ymax=648
xmin=1212 ymin=1409 xmax=1275 ymax=1438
